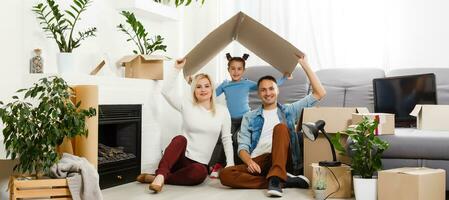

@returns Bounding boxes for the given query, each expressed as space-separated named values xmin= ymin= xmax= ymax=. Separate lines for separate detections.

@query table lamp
xmin=302 ymin=120 xmax=341 ymax=167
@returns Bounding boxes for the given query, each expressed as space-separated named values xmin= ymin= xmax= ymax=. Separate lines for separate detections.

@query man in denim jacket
xmin=220 ymin=54 xmax=326 ymax=197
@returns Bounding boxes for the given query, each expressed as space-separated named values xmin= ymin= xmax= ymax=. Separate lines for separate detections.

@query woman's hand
xmin=175 ymin=58 xmax=187 ymax=70
xmin=246 ymin=159 xmax=261 ymax=174
xmin=295 ymin=53 xmax=308 ymax=67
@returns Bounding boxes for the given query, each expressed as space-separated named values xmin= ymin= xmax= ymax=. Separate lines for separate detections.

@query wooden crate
xmin=9 ymin=176 xmax=72 ymax=200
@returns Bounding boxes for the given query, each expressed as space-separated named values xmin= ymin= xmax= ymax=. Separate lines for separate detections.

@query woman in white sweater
xmin=141 ymin=58 xmax=234 ymax=193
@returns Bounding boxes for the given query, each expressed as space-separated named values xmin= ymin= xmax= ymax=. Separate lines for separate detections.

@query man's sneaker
xmin=267 ymin=176 xmax=283 ymax=197
xmin=285 ymin=173 xmax=310 ymax=189
xmin=209 ymin=163 xmax=223 ymax=179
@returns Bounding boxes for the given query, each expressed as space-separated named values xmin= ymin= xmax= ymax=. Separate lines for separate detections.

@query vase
xmin=57 ymin=52 xmax=78 ymax=74
xmin=30 ymin=49 xmax=44 ymax=73
xmin=314 ymin=189 xmax=326 ymax=200
xmin=353 ymin=176 xmax=377 ymax=200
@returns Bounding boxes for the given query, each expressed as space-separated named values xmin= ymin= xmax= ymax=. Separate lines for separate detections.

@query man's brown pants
xmin=219 ymin=123 xmax=291 ymax=189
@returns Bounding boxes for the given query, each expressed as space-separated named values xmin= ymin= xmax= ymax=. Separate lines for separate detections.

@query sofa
xmin=244 ymin=66 xmax=449 ymax=190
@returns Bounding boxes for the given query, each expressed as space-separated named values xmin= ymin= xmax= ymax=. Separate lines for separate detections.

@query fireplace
xmin=98 ymin=105 xmax=141 ymax=189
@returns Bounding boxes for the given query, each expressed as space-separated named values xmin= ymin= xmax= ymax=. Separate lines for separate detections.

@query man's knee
xmin=273 ymin=123 xmax=289 ymax=136
xmin=219 ymin=167 xmax=234 ymax=186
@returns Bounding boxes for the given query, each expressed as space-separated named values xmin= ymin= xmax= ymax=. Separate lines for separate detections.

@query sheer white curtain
xmin=213 ymin=0 xmax=449 ymax=80
xmin=218 ymin=0 xmax=389 ymax=71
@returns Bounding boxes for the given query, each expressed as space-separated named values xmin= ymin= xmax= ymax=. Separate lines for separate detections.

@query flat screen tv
xmin=373 ymin=73 xmax=437 ymax=127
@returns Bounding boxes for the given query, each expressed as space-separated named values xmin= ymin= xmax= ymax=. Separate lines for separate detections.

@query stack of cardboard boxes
xmin=302 ymin=105 xmax=447 ymax=199
xmin=376 ymin=104 xmax=448 ymax=200
xmin=302 ymin=107 xmax=395 ymax=198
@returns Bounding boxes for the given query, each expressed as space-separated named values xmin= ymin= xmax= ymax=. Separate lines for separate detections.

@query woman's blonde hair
xmin=190 ymin=73 xmax=216 ymax=115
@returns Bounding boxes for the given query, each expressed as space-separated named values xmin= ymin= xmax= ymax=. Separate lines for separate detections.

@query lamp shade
xmin=302 ymin=120 xmax=326 ymax=141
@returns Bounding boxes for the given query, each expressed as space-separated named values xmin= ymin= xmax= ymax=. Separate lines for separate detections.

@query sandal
xmin=136 ymin=173 xmax=155 ymax=183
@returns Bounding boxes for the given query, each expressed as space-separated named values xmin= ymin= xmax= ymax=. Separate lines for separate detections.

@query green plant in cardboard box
xmin=331 ymin=116 xmax=389 ymax=200
xmin=0 ymin=76 xmax=96 ymax=177
xmin=117 ymin=11 xmax=167 ymax=55
xmin=331 ymin=116 xmax=389 ymax=178
xmin=153 ymin=0 xmax=205 ymax=7
xmin=32 ymin=0 xmax=97 ymax=52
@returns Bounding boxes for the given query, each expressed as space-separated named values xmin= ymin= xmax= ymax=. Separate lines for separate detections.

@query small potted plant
xmin=313 ymin=167 xmax=327 ymax=200
xmin=0 ymin=76 xmax=96 ymax=177
xmin=331 ymin=117 xmax=389 ymax=200
xmin=117 ymin=11 xmax=168 ymax=80
xmin=32 ymin=0 xmax=97 ymax=74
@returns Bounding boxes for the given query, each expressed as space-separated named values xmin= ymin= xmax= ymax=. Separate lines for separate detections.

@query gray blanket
xmin=50 ymin=153 xmax=103 ymax=200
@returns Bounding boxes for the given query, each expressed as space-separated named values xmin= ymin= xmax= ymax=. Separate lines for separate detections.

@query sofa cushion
xmin=315 ymin=68 xmax=385 ymax=112
xmin=380 ymin=128 xmax=449 ymax=160
xmin=244 ymin=66 xmax=309 ymax=109
xmin=387 ymin=68 xmax=449 ymax=105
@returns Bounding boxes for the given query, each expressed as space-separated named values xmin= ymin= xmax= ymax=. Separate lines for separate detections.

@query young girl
xmin=209 ymin=53 xmax=288 ymax=177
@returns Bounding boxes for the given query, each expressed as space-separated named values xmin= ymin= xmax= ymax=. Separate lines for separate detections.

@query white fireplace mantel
xmin=19 ymin=74 xmax=163 ymax=172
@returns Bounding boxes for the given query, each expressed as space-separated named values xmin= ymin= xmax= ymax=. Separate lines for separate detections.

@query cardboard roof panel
xmin=183 ymin=11 xmax=303 ymax=78
xmin=183 ymin=13 xmax=239 ymax=76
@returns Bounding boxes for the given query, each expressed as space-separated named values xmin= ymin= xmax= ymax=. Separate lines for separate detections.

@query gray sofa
xmin=244 ymin=66 xmax=449 ymax=190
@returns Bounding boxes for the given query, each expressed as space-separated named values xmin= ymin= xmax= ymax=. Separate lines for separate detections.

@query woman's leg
xmin=166 ymin=160 xmax=208 ymax=185
xmin=155 ymin=135 xmax=188 ymax=179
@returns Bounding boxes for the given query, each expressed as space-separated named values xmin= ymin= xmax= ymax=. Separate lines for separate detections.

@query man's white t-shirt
xmin=251 ymin=108 xmax=280 ymax=158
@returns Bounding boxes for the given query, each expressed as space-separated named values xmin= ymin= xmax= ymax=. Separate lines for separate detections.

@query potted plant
xmin=313 ymin=167 xmax=327 ymax=200
xmin=331 ymin=117 xmax=389 ymax=200
xmin=117 ymin=11 xmax=168 ymax=80
xmin=153 ymin=0 xmax=205 ymax=7
xmin=32 ymin=0 xmax=97 ymax=74
xmin=0 ymin=76 xmax=96 ymax=178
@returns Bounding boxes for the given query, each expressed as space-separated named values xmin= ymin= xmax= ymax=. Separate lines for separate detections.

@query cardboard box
xmin=182 ymin=11 xmax=304 ymax=78
xmin=410 ymin=104 xmax=449 ymax=131
xmin=352 ymin=113 xmax=395 ymax=135
xmin=378 ymin=167 xmax=445 ymax=200
xmin=302 ymin=107 xmax=369 ymax=181
xmin=301 ymin=107 xmax=369 ymax=133
xmin=311 ymin=163 xmax=352 ymax=198
xmin=10 ymin=176 xmax=71 ymax=200
xmin=119 ymin=55 xmax=169 ymax=80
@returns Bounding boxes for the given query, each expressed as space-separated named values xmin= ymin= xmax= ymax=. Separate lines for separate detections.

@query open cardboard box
xmin=118 ymin=55 xmax=169 ymax=80
xmin=311 ymin=163 xmax=352 ymax=198
xmin=410 ymin=104 xmax=449 ymax=131
xmin=352 ymin=113 xmax=395 ymax=135
xmin=301 ymin=107 xmax=369 ymax=181
xmin=182 ymin=11 xmax=304 ymax=78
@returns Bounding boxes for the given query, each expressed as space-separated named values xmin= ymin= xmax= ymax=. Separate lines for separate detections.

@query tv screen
xmin=373 ymin=73 xmax=437 ymax=127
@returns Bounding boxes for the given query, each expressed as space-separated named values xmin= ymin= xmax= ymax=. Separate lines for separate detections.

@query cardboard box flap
xmin=410 ymin=105 xmax=423 ymax=117
xmin=118 ymin=55 xmax=169 ymax=66
xmin=356 ymin=107 xmax=370 ymax=114
xmin=401 ymin=168 xmax=445 ymax=176
xmin=183 ymin=11 xmax=304 ymax=78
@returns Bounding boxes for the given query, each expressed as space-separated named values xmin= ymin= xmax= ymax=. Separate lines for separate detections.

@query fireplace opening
xmin=98 ymin=104 xmax=141 ymax=189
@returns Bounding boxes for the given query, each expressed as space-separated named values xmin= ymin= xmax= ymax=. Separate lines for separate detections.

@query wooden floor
xmin=102 ymin=178 xmax=353 ymax=200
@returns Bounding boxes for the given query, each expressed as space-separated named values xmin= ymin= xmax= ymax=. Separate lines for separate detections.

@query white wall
xmin=0 ymin=0 xmax=184 ymax=198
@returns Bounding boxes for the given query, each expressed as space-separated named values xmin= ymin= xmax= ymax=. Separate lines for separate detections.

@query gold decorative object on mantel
xmin=30 ymin=48 xmax=43 ymax=73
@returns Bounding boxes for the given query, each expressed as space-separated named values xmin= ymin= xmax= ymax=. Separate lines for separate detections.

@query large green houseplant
xmin=32 ymin=0 xmax=97 ymax=52
xmin=331 ymin=116 xmax=389 ymax=200
xmin=32 ymin=0 xmax=97 ymax=73
xmin=0 ymin=76 xmax=96 ymax=177
xmin=117 ymin=11 xmax=167 ymax=55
